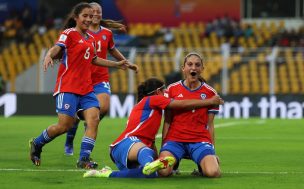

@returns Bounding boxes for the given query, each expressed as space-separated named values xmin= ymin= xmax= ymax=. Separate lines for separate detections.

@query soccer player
xmin=155 ymin=52 xmax=221 ymax=178
xmin=64 ymin=2 xmax=133 ymax=156
xmin=28 ymin=2 xmax=136 ymax=169
xmin=83 ymin=77 xmax=224 ymax=178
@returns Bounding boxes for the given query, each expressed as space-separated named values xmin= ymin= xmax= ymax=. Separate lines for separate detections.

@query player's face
xmin=182 ymin=55 xmax=203 ymax=82
xmin=75 ymin=7 xmax=93 ymax=31
xmin=91 ymin=4 xmax=102 ymax=25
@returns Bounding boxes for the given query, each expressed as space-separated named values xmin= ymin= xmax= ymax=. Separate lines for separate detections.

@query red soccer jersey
xmin=164 ymin=80 xmax=219 ymax=143
xmin=54 ymin=28 xmax=97 ymax=95
xmin=111 ymin=95 xmax=172 ymax=148
xmin=87 ymin=26 xmax=115 ymax=85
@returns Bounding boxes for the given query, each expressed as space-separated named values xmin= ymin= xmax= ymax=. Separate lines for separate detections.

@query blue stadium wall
xmin=0 ymin=93 xmax=303 ymax=119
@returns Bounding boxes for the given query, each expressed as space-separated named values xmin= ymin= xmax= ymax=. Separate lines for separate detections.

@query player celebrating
xmin=64 ymin=2 xmax=134 ymax=156
xmin=29 ymin=2 xmax=136 ymax=169
xmin=154 ymin=52 xmax=221 ymax=178
xmin=83 ymin=77 xmax=224 ymax=178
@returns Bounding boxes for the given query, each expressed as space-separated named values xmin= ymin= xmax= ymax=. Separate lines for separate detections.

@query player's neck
xmin=183 ymin=80 xmax=201 ymax=90
xmin=75 ymin=27 xmax=87 ymax=38
xmin=89 ymin=24 xmax=100 ymax=32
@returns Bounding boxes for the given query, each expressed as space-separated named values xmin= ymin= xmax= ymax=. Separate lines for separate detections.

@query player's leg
xmin=77 ymin=92 xmax=100 ymax=169
xmin=30 ymin=93 xmax=78 ymax=166
xmin=94 ymin=81 xmax=111 ymax=120
xmin=109 ymin=141 xmax=158 ymax=178
xmin=64 ymin=118 xmax=80 ymax=156
xmin=190 ymin=142 xmax=221 ymax=178
xmin=128 ymin=142 xmax=156 ymax=166
xmin=148 ymin=141 xmax=184 ymax=177
xmin=84 ymin=138 xmax=158 ymax=178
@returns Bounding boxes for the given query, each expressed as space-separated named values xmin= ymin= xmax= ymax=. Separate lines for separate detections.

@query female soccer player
xmin=83 ymin=77 xmax=224 ymax=178
xmin=29 ymin=2 xmax=136 ymax=169
xmin=64 ymin=2 xmax=134 ymax=156
xmin=156 ymin=52 xmax=221 ymax=178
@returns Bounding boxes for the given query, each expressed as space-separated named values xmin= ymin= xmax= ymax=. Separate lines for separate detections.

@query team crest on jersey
xmin=102 ymin=35 xmax=107 ymax=40
xmin=200 ymin=93 xmax=207 ymax=99
xmin=64 ymin=104 xmax=70 ymax=110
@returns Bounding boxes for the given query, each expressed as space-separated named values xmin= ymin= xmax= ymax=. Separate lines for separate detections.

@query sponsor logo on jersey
xmin=102 ymin=35 xmax=107 ymax=40
xmin=59 ymin=34 xmax=67 ymax=42
xmin=200 ymin=93 xmax=206 ymax=99
xmin=177 ymin=94 xmax=183 ymax=97
xmin=78 ymin=39 xmax=84 ymax=43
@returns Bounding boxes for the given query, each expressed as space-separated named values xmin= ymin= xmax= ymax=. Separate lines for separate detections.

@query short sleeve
xmin=208 ymin=91 xmax=219 ymax=114
xmin=56 ymin=30 xmax=71 ymax=49
xmin=149 ymin=95 xmax=172 ymax=110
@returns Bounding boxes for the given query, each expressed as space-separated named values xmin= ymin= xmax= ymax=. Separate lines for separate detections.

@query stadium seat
xmin=0 ymin=55 xmax=8 ymax=81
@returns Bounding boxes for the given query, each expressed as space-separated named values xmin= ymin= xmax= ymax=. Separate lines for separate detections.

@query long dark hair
xmin=183 ymin=52 xmax=206 ymax=83
xmin=137 ymin=78 xmax=165 ymax=102
xmin=62 ymin=2 xmax=92 ymax=29
xmin=89 ymin=2 xmax=126 ymax=31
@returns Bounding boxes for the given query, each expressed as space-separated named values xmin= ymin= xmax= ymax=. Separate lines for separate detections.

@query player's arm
xmin=207 ymin=113 xmax=220 ymax=164
xmin=109 ymin=48 xmax=138 ymax=73
xmin=161 ymin=109 xmax=172 ymax=144
xmin=166 ymin=95 xmax=224 ymax=110
xmin=92 ymin=57 xmax=127 ymax=69
xmin=43 ymin=45 xmax=62 ymax=71
xmin=109 ymin=48 xmax=125 ymax=61
xmin=207 ymin=113 xmax=215 ymax=145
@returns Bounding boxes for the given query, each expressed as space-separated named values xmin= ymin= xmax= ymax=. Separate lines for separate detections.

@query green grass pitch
xmin=0 ymin=116 xmax=303 ymax=189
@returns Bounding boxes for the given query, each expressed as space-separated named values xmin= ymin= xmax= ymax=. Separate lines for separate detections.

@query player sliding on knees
xmin=83 ymin=77 xmax=224 ymax=178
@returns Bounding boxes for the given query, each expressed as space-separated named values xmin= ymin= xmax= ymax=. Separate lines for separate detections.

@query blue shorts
xmin=55 ymin=92 xmax=100 ymax=117
xmin=110 ymin=137 xmax=141 ymax=170
xmin=160 ymin=141 xmax=215 ymax=165
xmin=94 ymin=82 xmax=111 ymax=95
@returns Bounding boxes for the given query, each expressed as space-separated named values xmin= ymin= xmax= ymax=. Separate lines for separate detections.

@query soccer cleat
xmin=191 ymin=169 xmax=203 ymax=176
xmin=76 ymin=157 xmax=98 ymax=169
xmin=64 ymin=145 xmax=74 ymax=156
xmin=142 ymin=156 xmax=175 ymax=175
xmin=29 ymin=138 xmax=42 ymax=166
xmin=83 ymin=166 xmax=112 ymax=178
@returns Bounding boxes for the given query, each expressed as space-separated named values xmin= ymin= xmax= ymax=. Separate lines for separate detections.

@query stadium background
xmin=0 ymin=0 xmax=303 ymax=118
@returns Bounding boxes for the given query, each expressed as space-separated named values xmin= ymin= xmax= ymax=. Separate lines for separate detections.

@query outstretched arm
xmin=109 ymin=48 xmax=139 ymax=73
xmin=43 ymin=45 xmax=62 ymax=72
xmin=166 ymin=95 xmax=224 ymax=110
xmin=92 ymin=57 xmax=128 ymax=69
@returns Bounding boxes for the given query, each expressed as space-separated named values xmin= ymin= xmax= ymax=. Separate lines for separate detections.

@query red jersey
xmin=87 ymin=26 xmax=115 ymax=84
xmin=54 ymin=28 xmax=97 ymax=95
xmin=111 ymin=95 xmax=172 ymax=148
xmin=164 ymin=80 xmax=219 ymax=143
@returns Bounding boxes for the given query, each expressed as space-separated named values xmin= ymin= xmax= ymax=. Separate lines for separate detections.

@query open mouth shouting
xmin=190 ymin=71 xmax=197 ymax=76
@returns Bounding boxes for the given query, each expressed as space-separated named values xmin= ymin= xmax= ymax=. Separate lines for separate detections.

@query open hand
xmin=116 ymin=59 xmax=128 ymax=70
xmin=126 ymin=61 xmax=139 ymax=73
xmin=43 ymin=55 xmax=54 ymax=72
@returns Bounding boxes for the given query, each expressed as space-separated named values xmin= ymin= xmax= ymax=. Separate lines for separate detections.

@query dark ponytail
xmin=136 ymin=78 xmax=165 ymax=102
xmin=62 ymin=2 xmax=92 ymax=30
xmin=89 ymin=2 xmax=126 ymax=32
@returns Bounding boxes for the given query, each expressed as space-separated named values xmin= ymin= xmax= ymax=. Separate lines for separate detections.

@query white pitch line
xmin=0 ymin=168 xmax=303 ymax=175
xmin=156 ymin=120 xmax=265 ymax=138
xmin=0 ymin=168 xmax=84 ymax=172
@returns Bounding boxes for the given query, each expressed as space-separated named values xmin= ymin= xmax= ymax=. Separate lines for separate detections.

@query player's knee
xmin=203 ymin=166 xmax=221 ymax=178
xmin=158 ymin=167 xmax=173 ymax=177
